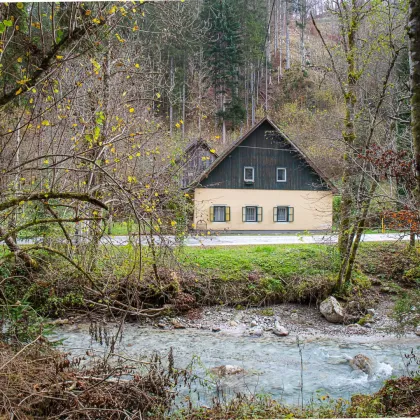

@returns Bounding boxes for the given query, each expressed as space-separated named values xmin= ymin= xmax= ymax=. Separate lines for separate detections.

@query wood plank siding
xmin=200 ymin=120 xmax=330 ymax=191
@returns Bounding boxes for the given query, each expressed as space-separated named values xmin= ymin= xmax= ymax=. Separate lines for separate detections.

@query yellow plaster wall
xmin=193 ymin=188 xmax=333 ymax=231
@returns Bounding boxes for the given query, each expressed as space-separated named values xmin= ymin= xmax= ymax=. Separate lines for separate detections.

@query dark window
xmin=277 ymin=167 xmax=287 ymax=182
xmin=210 ymin=206 xmax=230 ymax=222
xmin=244 ymin=166 xmax=254 ymax=182
xmin=273 ymin=206 xmax=294 ymax=222
xmin=243 ymin=206 xmax=263 ymax=222
xmin=277 ymin=206 xmax=287 ymax=221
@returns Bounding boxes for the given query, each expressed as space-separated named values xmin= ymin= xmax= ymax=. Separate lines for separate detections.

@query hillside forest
xmin=1 ymin=0 xmax=420 ymax=418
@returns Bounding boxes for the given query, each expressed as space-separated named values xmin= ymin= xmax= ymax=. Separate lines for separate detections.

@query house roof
xmin=194 ymin=116 xmax=337 ymax=192
xmin=183 ymin=138 xmax=219 ymax=158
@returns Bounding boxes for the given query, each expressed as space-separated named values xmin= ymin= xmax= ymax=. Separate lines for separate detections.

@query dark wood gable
xmin=199 ymin=119 xmax=331 ymax=191
xmin=179 ymin=140 xmax=218 ymax=189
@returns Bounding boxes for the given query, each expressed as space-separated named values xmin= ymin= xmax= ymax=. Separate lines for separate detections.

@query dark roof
xmin=194 ymin=116 xmax=337 ymax=192
xmin=183 ymin=138 xmax=219 ymax=158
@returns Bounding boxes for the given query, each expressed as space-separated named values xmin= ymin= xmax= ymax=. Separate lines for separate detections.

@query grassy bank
xmin=2 ymin=241 xmax=416 ymax=323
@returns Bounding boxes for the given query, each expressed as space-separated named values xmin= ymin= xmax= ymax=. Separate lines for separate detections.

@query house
xmin=191 ymin=117 xmax=335 ymax=232
xmin=176 ymin=139 xmax=218 ymax=189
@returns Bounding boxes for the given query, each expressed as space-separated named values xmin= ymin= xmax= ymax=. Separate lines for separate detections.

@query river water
xmin=54 ymin=324 xmax=420 ymax=406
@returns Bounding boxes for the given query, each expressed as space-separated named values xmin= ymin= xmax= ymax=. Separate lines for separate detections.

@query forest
xmin=0 ymin=0 xmax=420 ymax=418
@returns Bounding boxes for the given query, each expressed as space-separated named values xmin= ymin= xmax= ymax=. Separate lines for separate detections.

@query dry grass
xmin=0 ymin=338 xmax=185 ymax=419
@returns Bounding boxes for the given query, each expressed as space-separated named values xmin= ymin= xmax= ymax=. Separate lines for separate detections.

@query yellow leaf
xmin=92 ymin=18 xmax=100 ymax=24
xmin=43 ymin=159 xmax=49 ymax=164
xmin=129 ymin=108 xmax=134 ymax=113
xmin=210 ymin=149 xmax=216 ymax=154
xmin=17 ymin=2 xmax=24 ymax=9
xmin=135 ymin=63 xmax=140 ymax=68
xmin=17 ymin=57 xmax=23 ymax=63
xmin=15 ymin=88 xmax=22 ymax=96
xmin=56 ymin=55 xmax=64 ymax=60
xmin=156 ymin=92 xmax=161 ymax=99
xmin=171 ymin=220 xmax=177 ymax=226
xmin=41 ymin=120 xmax=50 ymax=126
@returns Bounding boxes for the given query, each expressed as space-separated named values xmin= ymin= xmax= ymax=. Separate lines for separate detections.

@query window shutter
xmin=210 ymin=206 xmax=214 ymax=222
xmin=242 ymin=207 xmax=246 ymax=222
xmin=257 ymin=207 xmax=263 ymax=222
xmin=288 ymin=207 xmax=294 ymax=222
xmin=225 ymin=206 xmax=231 ymax=222
xmin=273 ymin=207 xmax=277 ymax=222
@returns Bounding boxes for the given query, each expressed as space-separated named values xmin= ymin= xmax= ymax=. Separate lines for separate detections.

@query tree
xmin=312 ymin=0 xmax=407 ymax=289
xmin=408 ymin=0 xmax=420 ymax=204
xmin=202 ymin=0 xmax=245 ymax=142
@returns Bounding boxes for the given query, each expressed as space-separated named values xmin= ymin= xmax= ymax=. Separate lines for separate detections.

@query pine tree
xmin=202 ymin=0 xmax=245 ymax=137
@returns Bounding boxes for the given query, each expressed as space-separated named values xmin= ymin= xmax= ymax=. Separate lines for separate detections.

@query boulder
xmin=210 ymin=365 xmax=244 ymax=376
xmin=229 ymin=320 xmax=238 ymax=327
xmin=273 ymin=325 xmax=289 ymax=337
xmin=320 ymin=296 xmax=344 ymax=323
xmin=248 ymin=327 xmax=263 ymax=337
xmin=211 ymin=325 xmax=221 ymax=332
xmin=250 ymin=320 xmax=258 ymax=327
xmin=415 ymin=326 xmax=420 ymax=336
xmin=349 ymin=354 xmax=374 ymax=376
xmin=171 ymin=319 xmax=186 ymax=329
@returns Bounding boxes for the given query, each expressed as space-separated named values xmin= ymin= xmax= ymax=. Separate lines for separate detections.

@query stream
xmin=54 ymin=324 xmax=420 ymax=407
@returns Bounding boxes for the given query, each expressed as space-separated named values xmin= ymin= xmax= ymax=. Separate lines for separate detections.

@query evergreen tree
xmin=202 ymin=0 xmax=246 ymax=134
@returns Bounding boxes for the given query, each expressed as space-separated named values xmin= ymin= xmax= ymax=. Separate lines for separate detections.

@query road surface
xmin=102 ymin=232 xmax=410 ymax=247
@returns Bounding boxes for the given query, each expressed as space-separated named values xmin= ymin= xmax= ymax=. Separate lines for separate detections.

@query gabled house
xmin=191 ymin=117 xmax=335 ymax=232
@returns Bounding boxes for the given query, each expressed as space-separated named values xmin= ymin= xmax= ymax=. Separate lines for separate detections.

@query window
xmin=244 ymin=166 xmax=254 ymax=183
xmin=210 ymin=205 xmax=230 ymax=222
xmin=276 ymin=167 xmax=287 ymax=182
xmin=273 ymin=206 xmax=294 ymax=222
xmin=242 ymin=206 xmax=263 ymax=222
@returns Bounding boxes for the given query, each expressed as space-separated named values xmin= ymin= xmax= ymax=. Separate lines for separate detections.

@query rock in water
xmin=349 ymin=354 xmax=374 ymax=376
xmin=273 ymin=322 xmax=289 ymax=336
xmin=210 ymin=365 xmax=244 ymax=376
xmin=320 ymin=296 xmax=344 ymax=323
xmin=415 ymin=326 xmax=420 ymax=336
xmin=248 ymin=327 xmax=263 ymax=337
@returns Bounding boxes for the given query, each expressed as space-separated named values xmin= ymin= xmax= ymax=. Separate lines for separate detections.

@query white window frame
xmin=244 ymin=166 xmax=255 ymax=183
xmin=276 ymin=167 xmax=287 ymax=183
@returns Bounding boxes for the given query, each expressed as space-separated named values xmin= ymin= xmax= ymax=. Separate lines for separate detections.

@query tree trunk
xmin=340 ymin=182 xmax=377 ymax=288
xmin=285 ymin=0 xmax=290 ymax=70
xmin=408 ymin=0 xmax=420 ymax=203
xmin=169 ymin=56 xmax=174 ymax=137
xmin=0 ymin=226 xmax=38 ymax=268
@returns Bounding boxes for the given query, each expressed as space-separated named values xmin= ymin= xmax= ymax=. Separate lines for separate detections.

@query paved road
xmin=11 ymin=232 xmax=410 ymax=247
xmin=105 ymin=232 xmax=410 ymax=247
